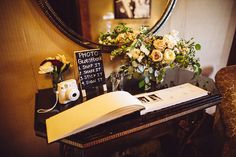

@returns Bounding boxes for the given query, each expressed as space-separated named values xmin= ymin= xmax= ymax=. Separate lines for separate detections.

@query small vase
xmin=52 ymin=73 xmax=63 ymax=93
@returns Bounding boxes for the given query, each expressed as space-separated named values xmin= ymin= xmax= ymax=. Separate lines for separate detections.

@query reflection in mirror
xmin=38 ymin=0 xmax=177 ymax=48
xmin=114 ymin=0 xmax=152 ymax=19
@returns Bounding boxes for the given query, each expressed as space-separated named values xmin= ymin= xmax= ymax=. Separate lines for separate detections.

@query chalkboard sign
xmin=75 ymin=49 xmax=106 ymax=96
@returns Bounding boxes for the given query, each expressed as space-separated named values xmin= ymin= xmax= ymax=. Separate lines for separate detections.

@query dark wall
xmin=227 ymin=31 xmax=236 ymax=65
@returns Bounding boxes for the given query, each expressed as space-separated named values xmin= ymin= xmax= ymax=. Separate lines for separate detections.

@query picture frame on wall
xmin=114 ymin=0 xmax=151 ymax=19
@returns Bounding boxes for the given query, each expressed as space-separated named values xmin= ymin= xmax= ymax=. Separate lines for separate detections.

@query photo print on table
xmin=137 ymin=94 xmax=162 ymax=104
xmin=137 ymin=96 xmax=150 ymax=103
xmin=147 ymin=94 xmax=162 ymax=101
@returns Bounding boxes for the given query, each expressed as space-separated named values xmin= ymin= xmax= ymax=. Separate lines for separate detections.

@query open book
xmin=46 ymin=83 xmax=208 ymax=143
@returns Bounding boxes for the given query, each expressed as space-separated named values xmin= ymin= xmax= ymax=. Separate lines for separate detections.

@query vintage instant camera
xmin=57 ymin=79 xmax=80 ymax=104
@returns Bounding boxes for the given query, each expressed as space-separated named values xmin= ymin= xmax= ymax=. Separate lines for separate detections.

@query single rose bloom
xmin=153 ymin=39 xmax=166 ymax=50
xmin=130 ymin=48 xmax=141 ymax=59
xmin=150 ymin=49 xmax=163 ymax=62
xmin=163 ymin=36 xmax=175 ymax=49
xmin=38 ymin=61 xmax=54 ymax=74
xmin=164 ymin=34 xmax=178 ymax=46
xmin=167 ymin=40 xmax=175 ymax=49
xmin=164 ymin=49 xmax=176 ymax=63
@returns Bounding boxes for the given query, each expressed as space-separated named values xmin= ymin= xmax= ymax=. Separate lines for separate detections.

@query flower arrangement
xmin=38 ymin=54 xmax=71 ymax=90
xmin=99 ymin=23 xmax=202 ymax=90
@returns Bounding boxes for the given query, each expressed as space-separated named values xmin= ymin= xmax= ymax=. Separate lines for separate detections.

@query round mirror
xmin=37 ymin=0 xmax=177 ymax=49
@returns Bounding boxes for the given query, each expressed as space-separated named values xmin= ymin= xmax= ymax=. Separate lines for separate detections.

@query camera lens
xmin=66 ymin=89 xmax=80 ymax=101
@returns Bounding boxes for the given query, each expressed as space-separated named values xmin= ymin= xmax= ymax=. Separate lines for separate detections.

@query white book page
xmin=46 ymin=91 xmax=143 ymax=143
xmin=135 ymin=83 xmax=208 ymax=115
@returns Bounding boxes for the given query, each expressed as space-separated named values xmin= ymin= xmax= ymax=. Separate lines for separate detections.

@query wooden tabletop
xmin=34 ymin=68 xmax=221 ymax=149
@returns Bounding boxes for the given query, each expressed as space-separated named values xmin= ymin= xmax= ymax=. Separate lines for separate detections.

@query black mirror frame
xmin=37 ymin=0 xmax=177 ymax=49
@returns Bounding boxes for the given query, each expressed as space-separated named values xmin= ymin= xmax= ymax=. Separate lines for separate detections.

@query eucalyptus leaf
xmin=157 ymin=74 xmax=163 ymax=82
xmin=195 ymin=44 xmax=201 ymax=50
xmin=139 ymin=80 xmax=145 ymax=88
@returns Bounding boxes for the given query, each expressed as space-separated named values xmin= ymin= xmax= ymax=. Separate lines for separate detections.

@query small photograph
xmin=114 ymin=0 xmax=151 ymax=19
xmin=137 ymin=96 xmax=150 ymax=103
xmin=148 ymin=94 xmax=162 ymax=101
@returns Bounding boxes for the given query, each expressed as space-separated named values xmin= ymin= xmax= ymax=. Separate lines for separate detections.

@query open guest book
xmin=46 ymin=83 xmax=208 ymax=143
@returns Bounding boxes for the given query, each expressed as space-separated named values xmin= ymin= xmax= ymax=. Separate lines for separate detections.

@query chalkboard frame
xmin=74 ymin=49 xmax=107 ymax=97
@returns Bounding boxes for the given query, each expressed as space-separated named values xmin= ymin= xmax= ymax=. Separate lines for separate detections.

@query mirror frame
xmin=37 ymin=0 xmax=177 ymax=49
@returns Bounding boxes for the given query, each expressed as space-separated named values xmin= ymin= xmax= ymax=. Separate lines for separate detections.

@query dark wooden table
xmin=34 ymin=68 xmax=221 ymax=157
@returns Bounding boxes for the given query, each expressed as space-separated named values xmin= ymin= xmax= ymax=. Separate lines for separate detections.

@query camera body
xmin=58 ymin=79 xmax=80 ymax=104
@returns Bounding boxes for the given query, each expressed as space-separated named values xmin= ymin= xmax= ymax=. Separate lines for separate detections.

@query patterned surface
xmin=215 ymin=65 xmax=236 ymax=157
xmin=215 ymin=65 xmax=236 ymax=138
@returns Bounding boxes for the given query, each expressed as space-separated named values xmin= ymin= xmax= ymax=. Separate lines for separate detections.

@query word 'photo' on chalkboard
xmin=75 ymin=49 xmax=106 ymax=97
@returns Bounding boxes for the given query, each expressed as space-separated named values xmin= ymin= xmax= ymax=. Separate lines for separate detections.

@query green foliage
xmin=138 ymin=80 xmax=145 ymax=88
xmin=99 ymin=24 xmax=202 ymax=90
xmin=195 ymin=44 xmax=201 ymax=50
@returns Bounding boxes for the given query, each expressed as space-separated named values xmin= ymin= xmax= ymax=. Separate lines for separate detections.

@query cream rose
xmin=38 ymin=62 xmax=53 ymax=74
xmin=150 ymin=49 xmax=163 ymax=62
xmin=164 ymin=49 xmax=176 ymax=63
xmin=165 ymin=30 xmax=180 ymax=44
xmin=162 ymin=37 xmax=174 ymax=49
xmin=129 ymin=48 xmax=141 ymax=59
xmin=153 ymin=39 xmax=166 ymax=50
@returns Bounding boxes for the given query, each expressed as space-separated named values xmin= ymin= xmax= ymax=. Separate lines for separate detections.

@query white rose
xmin=164 ymin=30 xmax=180 ymax=46
xmin=164 ymin=49 xmax=176 ymax=63
xmin=163 ymin=35 xmax=176 ymax=48
xmin=38 ymin=62 xmax=54 ymax=74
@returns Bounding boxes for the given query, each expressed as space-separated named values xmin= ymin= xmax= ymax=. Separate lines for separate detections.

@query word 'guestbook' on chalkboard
xmin=75 ymin=49 xmax=106 ymax=96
